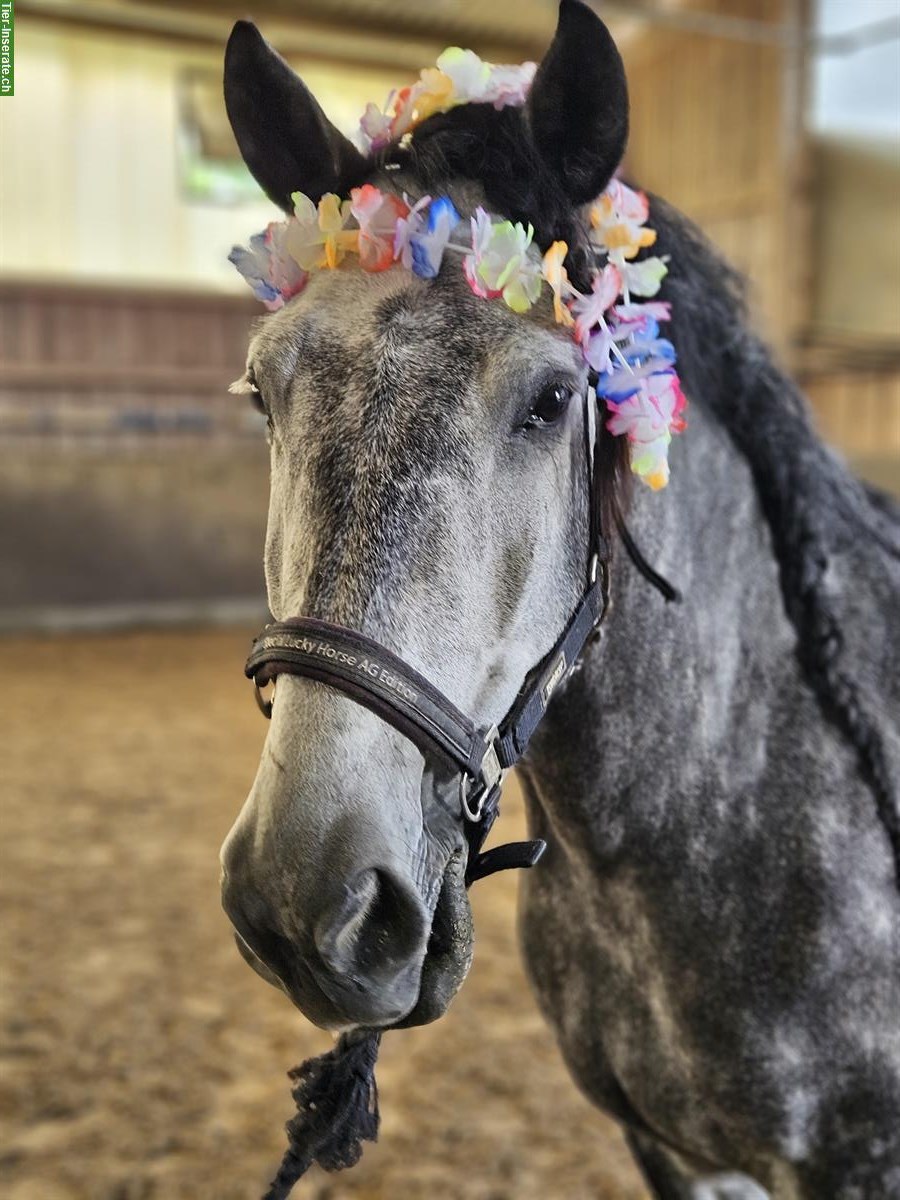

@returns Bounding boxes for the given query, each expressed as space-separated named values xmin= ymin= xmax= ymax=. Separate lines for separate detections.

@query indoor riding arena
xmin=2 ymin=3 xmax=898 ymax=1199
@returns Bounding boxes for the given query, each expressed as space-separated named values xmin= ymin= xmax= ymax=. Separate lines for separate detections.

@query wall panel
xmin=621 ymin=0 xmax=805 ymax=344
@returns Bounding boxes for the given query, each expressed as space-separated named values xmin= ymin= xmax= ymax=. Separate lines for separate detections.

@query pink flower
xmin=393 ymin=194 xmax=431 ymax=270
xmin=359 ymin=101 xmax=394 ymax=151
xmin=483 ymin=61 xmax=537 ymax=108
xmin=612 ymin=302 xmax=672 ymax=335
xmin=265 ymin=221 xmax=307 ymax=301
xmin=604 ymin=371 xmax=687 ymax=489
xmin=571 ymin=264 xmax=622 ymax=345
xmin=604 ymin=180 xmax=650 ymax=224
xmin=387 ymin=85 xmax=418 ymax=140
xmin=350 ymin=185 xmax=409 ymax=272
xmin=583 ymin=327 xmax=615 ymax=373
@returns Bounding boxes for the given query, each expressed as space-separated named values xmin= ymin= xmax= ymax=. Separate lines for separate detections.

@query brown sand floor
xmin=1 ymin=629 xmax=646 ymax=1200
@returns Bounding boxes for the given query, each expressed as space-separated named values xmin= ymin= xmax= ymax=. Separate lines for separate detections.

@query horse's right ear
xmin=224 ymin=20 xmax=367 ymax=212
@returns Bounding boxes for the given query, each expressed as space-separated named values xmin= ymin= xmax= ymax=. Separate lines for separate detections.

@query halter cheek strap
xmin=244 ymin=388 xmax=610 ymax=884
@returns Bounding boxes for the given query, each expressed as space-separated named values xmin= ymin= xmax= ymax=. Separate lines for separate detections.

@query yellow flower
xmin=541 ymin=240 xmax=574 ymax=326
xmin=412 ymin=69 xmax=456 ymax=122
xmin=644 ymin=465 xmax=669 ymax=490
xmin=590 ymin=201 xmax=657 ymax=260
xmin=317 ymin=193 xmax=358 ymax=268
xmin=285 ymin=192 xmax=327 ymax=271
xmin=607 ymin=225 xmax=656 ymax=259
xmin=591 ymin=195 xmax=616 ymax=226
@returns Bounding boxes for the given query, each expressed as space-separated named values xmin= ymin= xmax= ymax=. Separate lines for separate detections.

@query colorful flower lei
xmin=356 ymin=47 xmax=537 ymax=153
xmin=229 ymin=52 xmax=685 ymax=489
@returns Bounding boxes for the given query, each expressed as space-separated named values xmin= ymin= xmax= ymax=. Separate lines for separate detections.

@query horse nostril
xmin=314 ymin=868 xmax=428 ymax=983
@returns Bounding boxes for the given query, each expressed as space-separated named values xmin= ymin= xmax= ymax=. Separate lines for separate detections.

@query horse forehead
xmin=273 ymin=279 xmax=481 ymax=556
xmin=265 ymin=267 xmax=493 ymax=385
xmin=271 ymin=294 xmax=485 ymax=616
xmin=270 ymin=277 xmax=487 ymax=463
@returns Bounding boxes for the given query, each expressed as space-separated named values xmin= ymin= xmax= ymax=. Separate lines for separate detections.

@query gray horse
xmin=219 ymin=3 xmax=900 ymax=1195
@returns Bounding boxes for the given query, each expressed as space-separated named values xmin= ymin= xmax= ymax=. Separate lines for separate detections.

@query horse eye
xmin=526 ymin=383 xmax=572 ymax=429
xmin=248 ymin=386 xmax=267 ymax=417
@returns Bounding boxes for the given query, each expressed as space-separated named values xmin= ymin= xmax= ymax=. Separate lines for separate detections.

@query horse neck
xmin=525 ymin=397 xmax=800 ymax=838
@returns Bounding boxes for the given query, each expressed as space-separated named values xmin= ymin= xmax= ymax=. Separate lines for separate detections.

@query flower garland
xmin=356 ymin=47 xmax=537 ymax=153
xmin=229 ymin=50 xmax=685 ymax=490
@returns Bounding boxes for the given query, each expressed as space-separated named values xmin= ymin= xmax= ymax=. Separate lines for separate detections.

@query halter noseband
xmin=244 ymin=386 xmax=610 ymax=884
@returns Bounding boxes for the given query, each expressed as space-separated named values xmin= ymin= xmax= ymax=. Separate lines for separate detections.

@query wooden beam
xmin=0 ymin=363 xmax=236 ymax=391
xmin=0 ymin=277 xmax=254 ymax=311
xmin=15 ymin=0 xmax=545 ymax=71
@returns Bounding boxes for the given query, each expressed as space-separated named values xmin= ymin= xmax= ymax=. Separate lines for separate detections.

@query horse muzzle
xmin=221 ymin=850 xmax=443 ymax=1029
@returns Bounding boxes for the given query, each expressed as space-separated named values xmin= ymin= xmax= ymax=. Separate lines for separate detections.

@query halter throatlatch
xmin=244 ymin=387 xmax=610 ymax=885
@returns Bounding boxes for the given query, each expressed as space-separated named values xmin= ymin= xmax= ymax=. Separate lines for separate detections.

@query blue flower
xmin=409 ymin=196 xmax=460 ymax=279
xmin=595 ymin=370 xmax=642 ymax=403
xmin=596 ymin=358 xmax=676 ymax=403
xmin=622 ymin=337 xmax=677 ymax=367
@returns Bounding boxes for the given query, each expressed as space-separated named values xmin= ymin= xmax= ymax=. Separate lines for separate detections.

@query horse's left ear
xmin=527 ymin=0 xmax=629 ymax=205
xmin=224 ymin=20 xmax=367 ymax=212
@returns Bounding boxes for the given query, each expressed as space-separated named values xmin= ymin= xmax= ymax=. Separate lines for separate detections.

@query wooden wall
xmin=802 ymin=370 xmax=900 ymax=458
xmin=801 ymin=367 xmax=900 ymax=494
xmin=620 ymin=0 xmax=897 ymax=493
xmin=622 ymin=0 xmax=808 ymax=346
xmin=0 ymin=280 xmax=272 ymax=615
xmin=0 ymin=280 xmax=260 ymax=446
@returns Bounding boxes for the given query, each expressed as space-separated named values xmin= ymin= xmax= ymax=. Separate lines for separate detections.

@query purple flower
xmin=229 ymin=234 xmax=283 ymax=310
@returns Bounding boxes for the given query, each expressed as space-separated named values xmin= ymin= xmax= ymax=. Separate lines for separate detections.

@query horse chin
xmin=233 ymin=929 xmax=287 ymax=992
xmin=394 ymin=853 xmax=474 ymax=1029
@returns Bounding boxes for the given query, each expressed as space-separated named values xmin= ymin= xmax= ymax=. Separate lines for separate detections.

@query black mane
xmin=382 ymin=105 xmax=599 ymax=287
xmin=650 ymin=196 xmax=899 ymax=876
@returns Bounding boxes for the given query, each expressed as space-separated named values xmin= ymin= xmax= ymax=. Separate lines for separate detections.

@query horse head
xmin=219 ymin=0 xmax=630 ymax=1032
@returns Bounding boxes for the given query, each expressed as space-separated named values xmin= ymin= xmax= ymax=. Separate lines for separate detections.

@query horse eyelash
xmin=229 ymin=369 xmax=268 ymax=417
xmin=228 ymin=371 xmax=257 ymax=396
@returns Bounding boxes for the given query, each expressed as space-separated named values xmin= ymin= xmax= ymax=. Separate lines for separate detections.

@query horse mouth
xmin=394 ymin=850 xmax=474 ymax=1029
xmin=230 ymin=852 xmax=474 ymax=1030
xmin=233 ymin=928 xmax=288 ymax=992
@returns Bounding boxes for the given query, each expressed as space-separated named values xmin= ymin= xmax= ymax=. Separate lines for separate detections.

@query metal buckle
xmin=460 ymin=726 xmax=503 ymax=823
xmin=479 ymin=725 xmax=502 ymax=791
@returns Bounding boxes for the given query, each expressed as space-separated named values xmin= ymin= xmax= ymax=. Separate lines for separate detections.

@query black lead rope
xmin=248 ymin=388 xmax=677 ymax=1198
xmin=615 ymin=509 xmax=682 ymax=604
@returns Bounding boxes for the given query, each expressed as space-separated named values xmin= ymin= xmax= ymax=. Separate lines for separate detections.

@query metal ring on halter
xmin=459 ymin=773 xmax=489 ymax=823
xmin=255 ymin=679 xmax=274 ymax=719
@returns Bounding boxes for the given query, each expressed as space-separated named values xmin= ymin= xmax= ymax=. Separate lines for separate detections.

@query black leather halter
xmin=245 ymin=387 xmax=610 ymax=884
